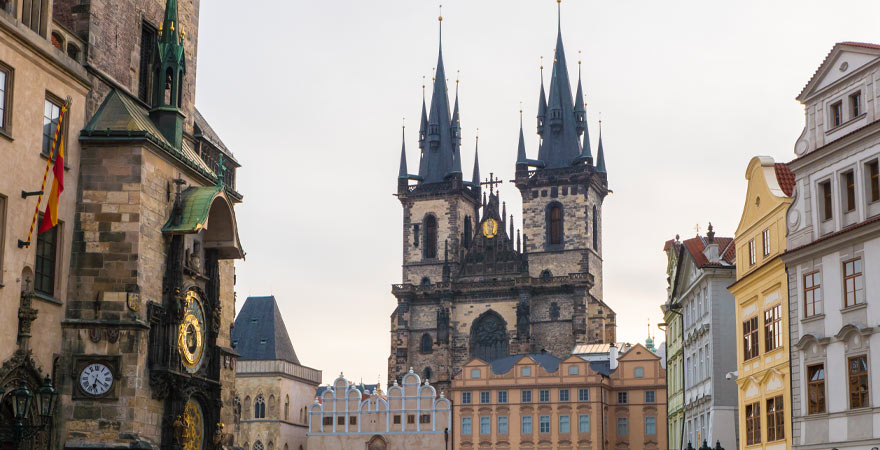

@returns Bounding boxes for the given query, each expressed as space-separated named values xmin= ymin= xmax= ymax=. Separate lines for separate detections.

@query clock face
xmin=482 ymin=218 xmax=499 ymax=238
xmin=178 ymin=290 xmax=207 ymax=373
xmin=79 ymin=363 xmax=113 ymax=396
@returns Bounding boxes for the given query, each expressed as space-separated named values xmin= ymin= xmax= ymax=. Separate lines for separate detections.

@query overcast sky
xmin=193 ymin=0 xmax=880 ymax=386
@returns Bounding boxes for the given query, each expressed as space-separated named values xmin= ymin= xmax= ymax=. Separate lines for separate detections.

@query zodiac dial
xmin=178 ymin=290 xmax=206 ymax=373
xmin=182 ymin=398 xmax=205 ymax=450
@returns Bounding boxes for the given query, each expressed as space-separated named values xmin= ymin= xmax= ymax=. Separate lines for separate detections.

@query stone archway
xmin=469 ymin=310 xmax=509 ymax=362
xmin=0 ymin=351 xmax=50 ymax=450
xmin=366 ymin=435 xmax=387 ymax=450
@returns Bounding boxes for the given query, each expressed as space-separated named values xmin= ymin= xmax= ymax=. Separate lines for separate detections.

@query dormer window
xmin=850 ymin=91 xmax=862 ymax=117
xmin=831 ymin=101 xmax=843 ymax=127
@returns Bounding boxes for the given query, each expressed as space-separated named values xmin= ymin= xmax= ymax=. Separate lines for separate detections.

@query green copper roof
xmin=163 ymin=185 xmax=223 ymax=233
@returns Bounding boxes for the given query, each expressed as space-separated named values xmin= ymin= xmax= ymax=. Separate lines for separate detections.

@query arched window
xmin=469 ymin=310 xmax=509 ymax=362
xmin=253 ymin=441 xmax=264 ymax=450
xmin=420 ymin=333 xmax=433 ymax=354
xmin=244 ymin=396 xmax=251 ymax=418
xmin=67 ymin=44 xmax=80 ymax=61
xmin=268 ymin=442 xmax=274 ymax=450
xmin=592 ymin=206 xmax=598 ymax=250
xmin=269 ymin=394 xmax=276 ymax=417
xmin=423 ymin=367 xmax=433 ymax=381
xmin=50 ymin=31 xmax=64 ymax=50
xmin=284 ymin=395 xmax=290 ymax=421
xmin=464 ymin=215 xmax=472 ymax=248
xmin=548 ymin=204 xmax=563 ymax=245
xmin=424 ymin=215 xmax=438 ymax=259
xmin=255 ymin=395 xmax=266 ymax=419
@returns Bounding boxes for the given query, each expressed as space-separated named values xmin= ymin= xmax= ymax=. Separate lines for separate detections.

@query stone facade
xmin=785 ymin=41 xmax=880 ymax=450
xmin=664 ymin=230 xmax=739 ymax=449
xmin=451 ymin=345 xmax=666 ymax=450
xmin=0 ymin=4 xmax=90 ymax=448
xmin=307 ymin=371 xmax=451 ymax=450
xmin=729 ymin=157 xmax=793 ymax=450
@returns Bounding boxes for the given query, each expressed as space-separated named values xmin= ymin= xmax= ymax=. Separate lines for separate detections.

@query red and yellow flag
xmin=38 ymin=134 xmax=64 ymax=234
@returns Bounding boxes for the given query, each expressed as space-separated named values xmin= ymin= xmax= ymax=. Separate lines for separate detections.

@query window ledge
xmin=0 ymin=128 xmax=12 ymax=142
xmin=33 ymin=291 xmax=63 ymax=305
xmin=826 ymin=113 xmax=867 ymax=134
xmin=802 ymin=314 xmax=825 ymax=324
xmin=841 ymin=303 xmax=867 ymax=313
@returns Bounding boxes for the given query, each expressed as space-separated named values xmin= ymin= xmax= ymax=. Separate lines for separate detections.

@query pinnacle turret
xmin=596 ymin=123 xmax=607 ymax=173
xmin=417 ymin=16 xmax=459 ymax=184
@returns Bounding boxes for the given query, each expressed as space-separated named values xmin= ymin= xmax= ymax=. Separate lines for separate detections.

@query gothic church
xmin=389 ymin=5 xmax=616 ymax=393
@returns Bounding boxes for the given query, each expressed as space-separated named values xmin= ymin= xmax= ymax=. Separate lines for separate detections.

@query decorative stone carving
xmin=470 ymin=311 xmax=509 ymax=362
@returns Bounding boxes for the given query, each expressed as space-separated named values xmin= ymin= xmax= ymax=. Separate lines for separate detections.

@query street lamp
xmin=0 ymin=375 xmax=59 ymax=449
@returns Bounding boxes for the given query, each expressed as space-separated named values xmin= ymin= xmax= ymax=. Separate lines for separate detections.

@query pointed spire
xmin=509 ymin=215 xmax=515 ymax=249
xmin=517 ymin=110 xmax=528 ymax=164
xmin=450 ymin=74 xmax=462 ymax=176
xmin=151 ymin=0 xmax=186 ymax=147
xmin=517 ymin=229 xmax=522 ymax=253
xmin=472 ymin=134 xmax=480 ymax=186
xmin=418 ymin=10 xmax=457 ymax=183
xmin=537 ymin=57 xmax=547 ymax=135
xmin=574 ymin=53 xmax=586 ymax=134
xmin=418 ymin=79 xmax=428 ymax=150
xmin=596 ymin=120 xmax=606 ymax=173
xmin=398 ymin=125 xmax=408 ymax=178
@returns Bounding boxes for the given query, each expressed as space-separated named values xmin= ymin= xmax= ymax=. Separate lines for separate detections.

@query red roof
xmin=799 ymin=42 xmax=880 ymax=100
xmin=774 ymin=163 xmax=795 ymax=197
xmin=681 ymin=236 xmax=736 ymax=268
xmin=839 ymin=41 xmax=880 ymax=50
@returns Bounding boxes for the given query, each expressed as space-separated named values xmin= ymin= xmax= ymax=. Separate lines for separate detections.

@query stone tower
xmin=389 ymin=7 xmax=615 ymax=394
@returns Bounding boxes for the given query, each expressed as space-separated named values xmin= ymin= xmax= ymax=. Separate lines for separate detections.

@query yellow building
xmin=729 ymin=156 xmax=794 ymax=450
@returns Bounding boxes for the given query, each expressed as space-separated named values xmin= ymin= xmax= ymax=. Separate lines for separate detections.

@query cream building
xmin=729 ymin=157 xmax=794 ymax=450
xmin=233 ymin=296 xmax=322 ymax=450
xmin=785 ymin=41 xmax=880 ymax=449
xmin=307 ymin=370 xmax=451 ymax=450
xmin=451 ymin=346 xmax=666 ymax=450
xmin=0 ymin=1 xmax=88 ymax=447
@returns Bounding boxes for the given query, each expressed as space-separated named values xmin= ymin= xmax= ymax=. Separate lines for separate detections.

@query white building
xmin=785 ymin=41 xmax=880 ymax=449
xmin=669 ymin=230 xmax=739 ymax=449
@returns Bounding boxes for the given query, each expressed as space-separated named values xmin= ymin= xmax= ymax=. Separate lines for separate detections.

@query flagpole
xmin=20 ymin=101 xmax=68 ymax=248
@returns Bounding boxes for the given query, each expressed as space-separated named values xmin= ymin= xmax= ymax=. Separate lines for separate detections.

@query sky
xmin=193 ymin=0 xmax=880 ymax=386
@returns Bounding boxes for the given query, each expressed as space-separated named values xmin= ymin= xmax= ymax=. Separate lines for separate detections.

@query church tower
xmin=515 ymin=1 xmax=609 ymax=305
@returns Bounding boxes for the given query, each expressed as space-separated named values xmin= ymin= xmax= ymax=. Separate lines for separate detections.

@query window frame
xmin=521 ymin=415 xmax=532 ymax=434
xmin=479 ymin=391 xmax=490 ymax=404
xmin=745 ymin=401 xmax=761 ymax=446
xmin=521 ymin=390 xmax=532 ymax=403
xmin=538 ymin=415 xmax=550 ymax=434
xmin=461 ymin=417 xmax=472 ymax=435
xmin=645 ymin=390 xmax=655 ymax=403
xmin=764 ymin=304 xmax=782 ymax=353
xmin=616 ymin=417 xmax=628 ymax=436
xmin=850 ymin=91 xmax=862 ymax=117
xmin=34 ymin=218 xmax=58 ymax=296
xmin=762 ymin=228 xmax=770 ymax=257
xmin=743 ymin=316 xmax=759 ymax=361
xmin=559 ymin=414 xmax=570 ymax=433
xmin=578 ymin=388 xmax=589 ymax=402
xmin=497 ymin=415 xmax=508 ymax=434
xmin=766 ymin=395 xmax=784 ymax=442
xmin=42 ymin=92 xmax=66 ymax=157
xmin=807 ymin=363 xmax=826 ymax=414
xmin=547 ymin=202 xmax=563 ymax=247
xmin=539 ymin=389 xmax=550 ymax=403
xmin=559 ymin=389 xmax=569 ymax=402
xmin=803 ymin=271 xmax=821 ymax=318
xmin=868 ymin=160 xmax=879 ymax=203
xmin=820 ymin=180 xmax=833 ymax=221
xmin=748 ymin=238 xmax=756 ymax=266
xmin=497 ymin=390 xmax=508 ymax=404
xmin=645 ymin=416 xmax=657 ymax=435
xmin=461 ymin=392 xmax=471 ymax=405
xmin=423 ymin=215 xmax=438 ymax=259
xmin=848 ymin=354 xmax=869 ymax=409
xmin=843 ymin=258 xmax=864 ymax=307
xmin=479 ymin=416 xmax=490 ymax=435
xmin=578 ymin=414 xmax=590 ymax=433
xmin=831 ymin=100 xmax=843 ymax=127
xmin=844 ymin=170 xmax=856 ymax=212
xmin=617 ymin=392 xmax=627 ymax=404
xmin=0 ymin=61 xmax=13 ymax=136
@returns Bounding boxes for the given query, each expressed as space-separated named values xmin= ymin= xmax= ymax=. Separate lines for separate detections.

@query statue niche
xmin=469 ymin=311 xmax=509 ymax=362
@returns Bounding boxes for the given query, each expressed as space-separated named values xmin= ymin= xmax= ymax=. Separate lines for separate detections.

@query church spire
xmin=537 ymin=58 xmax=547 ymax=136
xmin=450 ymin=76 xmax=463 ymax=176
xmin=418 ymin=81 xmax=428 ymax=150
xmin=471 ymin=134 xmax=480 ymax=187
xmin=574 ymin=55 xmax=586 ymax=135
xmin=535 ymin=0 xmax=581 ymax=169
xmin=418 ymin=11 xmax=457 ymax=184
xmin=150 ymin=0 xmax=186 ymax=148
xmin=596 ymin=120 xmax=607 ymax=173
xmin=398 ymin=126 xmax=408 ymax=179
xmin=516 ymin=110 xmax=528 ymax=165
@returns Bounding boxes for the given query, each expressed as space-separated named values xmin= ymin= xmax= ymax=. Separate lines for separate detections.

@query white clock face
xmin=79 ymin=363 xmax=113 ymax=396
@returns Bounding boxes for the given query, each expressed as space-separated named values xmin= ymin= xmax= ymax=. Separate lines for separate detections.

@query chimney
xmin=609 ymin=343 xmax=619 ymax=371
xmin=702 ymin=222 xmax=720 ymax=263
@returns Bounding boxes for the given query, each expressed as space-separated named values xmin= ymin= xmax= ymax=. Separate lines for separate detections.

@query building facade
xmin=390 ymin=1 xmax=615 ymax=395
xmin=784 ymin=41 xmax=880 ymax=449
xmin=662 ymin=238 xmax=684 ymax=450
xmin=0 ymin=2 xmax=89 ymax=448
xmin=451 ymin=345 xmax=666 ymax=450
xmin=232 ymin=296 xmax=322 ymax=450
xmin=729 ymin=157 xmax=794 ymax=450
xmin=0 ymin=0 xmax=245 ymax=448
xmin=307 ymin=371 xmax=451 ymax=450
xmin=667 ymin=230 xmax=739 ymax=449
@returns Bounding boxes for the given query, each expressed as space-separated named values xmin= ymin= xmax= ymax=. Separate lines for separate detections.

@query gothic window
xmin=50 ymin=31 xmax=63 ymax=50
xmin=424 ymin=215 xmax=438 ymax=259
xmin=549 ymin=303 xmax=559 ymax=320
xmin=420 ymin=333 xmax=433 ymax=354
xmin=464 ymin=215 xmax=472 ymax=248
xmin=592 ymin=206 xmax=598 ymax=250
xmin=469 ymin=311 xmax=509 ymax=362
xmin=413 ymin=224 xmax=420 ymax=247
xmin=253 ymin=441 xmax=264 ymax=450
xmin=268 ymin=442 xmax=274 ymax=450
xmin=367 ymin=435 xmax=388 ymax=450
xmin=423 ymin=367 xmax=432 ymax=381
xmin=284 ymin=395 xmax=290 ymax=421
xmin=269 ymin=395 xmax=276 ymax=417
xmin=540 ymin=269 xmax=552 ymax=280
xmin=548 ymin=203 xmax=563 ymax=246
xmin=244 ymin=396 xmax=251 ymax=418
xmin=421 ymin=277 xmax=431 ymax=286
xmin=255 ymin=395 xmax=266 ymax=419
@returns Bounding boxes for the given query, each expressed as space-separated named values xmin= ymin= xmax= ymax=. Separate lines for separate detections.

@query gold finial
xmin=159 ymin=23 xmax=163 ymax=35
xmin=169 ymin=21 xmax=174 ymax=32
xmin=476 ymin=128 xmax=479 ymax=139
xmin=180 ymin=25 xmax=186 ymax=39
xmin=578 ymin=50 xmax=582 ymax=65
xmin=540 ymin=56 xmax=544 ymax=70
xmin=439 ymin=4 xmax=443 ymax=22
xmin=402 ymin=117 xmax=406 ymax=129
xmin=456 ymin=70 xmax=460 ymax=84
xmin=557 ymin=0 xmax=562 ymax=3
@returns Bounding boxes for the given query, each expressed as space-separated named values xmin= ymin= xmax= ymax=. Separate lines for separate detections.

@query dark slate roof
xmin=489 ymin=353 xmax=560 ymax=375
xmin=193 ymin=108 xmax=238 ymax=165
xmin=232 ymin=296 xmax=299 ymax=364
xmin=589 ymin=360 xmax=612 ymax=376
xmin=416 ymin=25 xmax=460 ymax=184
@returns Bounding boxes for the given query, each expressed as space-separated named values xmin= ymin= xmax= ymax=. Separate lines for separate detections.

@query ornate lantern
xmin=37 ymin=375 xmax=58 ymax=419
xmin=11 ymin=381 xmax=34 ymax=421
